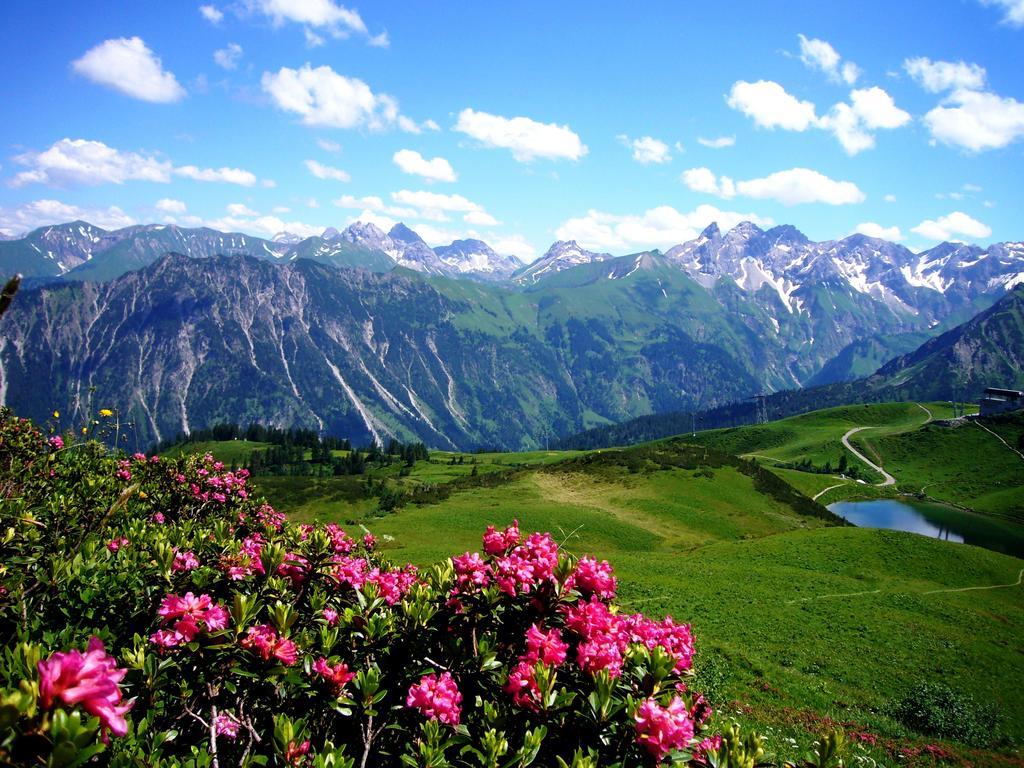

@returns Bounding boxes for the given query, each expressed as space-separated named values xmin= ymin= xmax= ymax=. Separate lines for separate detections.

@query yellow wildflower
xmin=99 ymin=409 xmax=114 ymax=417
xmin=52 ymin=410 xmax=60 ymax=419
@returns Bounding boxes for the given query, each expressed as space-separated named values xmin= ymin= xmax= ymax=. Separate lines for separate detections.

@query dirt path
xmin=973 ymin=420 xmax=1024 ymax=462
xmin=842 ymin=426 xmax=896 ymax=486
xmin=787 ymin=568 xmax=1024 ymax=604
xmin=916 ymin=402 xmax=933 ymax=422
xmin=812 ymin=482 xmax=848 ymax=501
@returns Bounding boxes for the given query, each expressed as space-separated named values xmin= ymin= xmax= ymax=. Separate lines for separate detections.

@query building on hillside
xmin=979 ymin=387 xmax=1024 ymax=416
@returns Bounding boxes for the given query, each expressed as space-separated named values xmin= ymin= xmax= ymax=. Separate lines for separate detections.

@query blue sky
xmin=1 ymin=0 xmax=1022 ymax=260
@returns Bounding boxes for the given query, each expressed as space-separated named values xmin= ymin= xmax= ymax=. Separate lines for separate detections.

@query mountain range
xmin=0 ymin=219 xmax=1022 ymax=449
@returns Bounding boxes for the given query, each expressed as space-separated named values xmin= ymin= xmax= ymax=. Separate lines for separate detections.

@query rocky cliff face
xmin=0 ymin=253 xmax=813 ymax=449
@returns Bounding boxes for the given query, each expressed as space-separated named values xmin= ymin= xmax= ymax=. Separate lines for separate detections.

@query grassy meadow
xmin=186 ymin=402 xmax=1024 ymax=762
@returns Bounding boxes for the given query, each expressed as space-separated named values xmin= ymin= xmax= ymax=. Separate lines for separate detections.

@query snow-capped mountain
xmin=272 ymin=232 xmax=305 ymax=245
xmin=664 ymin=221 xmax=1024 ymax=318
xmin=434 ymin=239 xmax=522 ymax=279
xmin=514 ymin=240 xmax=613 ymax=284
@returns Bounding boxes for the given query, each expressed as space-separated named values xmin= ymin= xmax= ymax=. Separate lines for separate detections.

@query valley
xmin=180 ymin=402 xmax=1024 ymax=761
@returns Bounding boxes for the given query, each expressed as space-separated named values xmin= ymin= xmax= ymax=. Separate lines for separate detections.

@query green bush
xmin=891 ymin=681 xmax=999 ymax=746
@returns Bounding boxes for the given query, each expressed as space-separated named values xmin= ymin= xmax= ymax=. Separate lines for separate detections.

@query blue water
xmin=828 ymin=499 xmax=1024 ymax=559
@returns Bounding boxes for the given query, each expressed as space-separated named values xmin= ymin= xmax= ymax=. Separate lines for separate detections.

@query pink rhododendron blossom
xmin=482 ymin=519 xmax=520 ymax=555
xmin=48 ymin=435 xmax=64 ymax=450
xmin=215 ymin=713 xmax=240 ymax=740
xmin=504 ymin=661 xmax=541 ymax=710
xmin=241 ymin=624 xmax=298 ymax=665
xmin=524 ymin=624 xmax=568 ymax=666
xmin=150 ymin=592 xmax=229 ymax=647
xmin=322 ymin=607 xmax=339 ymax=625
xmin=634 ymin=696 xmax=694 ymax=760
xmin=311 ymin=657 xmax=355 ymax=692
xmin=406 ymin=671 xmax=462 ymax=726
xmin=172 ymin=550 xmax=200 ymax=571
xmin=571 ymin=556 xmax=617 ymax=598
xmin=107 ymin=537 xmax=130 ymax=552
xmin=37 ymin=637 xmax=133 ymax=738
xmin=277 ymin=552 xmax=310 ymax=586
xmin=362 ymin=532 xmax=376 ymax=549
xmin=452 ymin=551 xmax=491 ymax=592
xmin=325 ymin=524 xmax=354 ymax=553
xmin=151 ymin=511 xmax=166 ymax=524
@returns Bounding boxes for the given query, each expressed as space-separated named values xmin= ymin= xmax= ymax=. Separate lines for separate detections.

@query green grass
xmin=161 ymin=439 xmax=271 ymax=465
xmin=165 ymin=403 xmax=1024 ymax=755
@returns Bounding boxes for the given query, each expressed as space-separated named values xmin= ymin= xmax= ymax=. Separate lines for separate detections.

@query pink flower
xmin=504 ymin=661 xmax=541 ymax=710
xmin=311 ymin=657 xmax=355 ymax=693
xmin=452 ymin=551 xmax=491 ymax=592
xmin=215 ymin=713 xmax=241 ymax=740
xmin=150 ymin=593 xmax=229 ymax=647
xmin=150 ymin=512 xmax=166 ymax=524
xmin=37 ymin=637 xmax=133 ymax=738
xmin=322 ymin=607 xmax=339 ymax=625
xmin=634 ymin=696 xmax=694 ymax=761
xmin=48 ymin=435 xmax=64 ymax=450
xmin=406 ymin=671 xmax=462 ymax=726
xmin=482 ymin=520 xmax=520 ymax=555
xmin=363 ymin=533 xmax=377 ymax=550
xmin=241 ymin=625 xmax=298 ymax=666
xmin=107 ymin=537 xmax=130 ymax=552
xmin=172 ymin=550 xmax=200 ymax=571
xmin=277 ymin=552 xmax=310 ymax=587
xmin=524 ymin=624 xmax=568 ymax=666
xmin=571 ymin=557 xmax=617 ymax=599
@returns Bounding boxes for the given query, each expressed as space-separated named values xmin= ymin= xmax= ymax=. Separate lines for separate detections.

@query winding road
xmin=841 ymin=426 xmax=896 ymax=486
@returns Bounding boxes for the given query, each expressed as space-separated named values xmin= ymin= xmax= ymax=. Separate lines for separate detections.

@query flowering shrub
xmin=0 ymin=408 xmax=845 ymax=767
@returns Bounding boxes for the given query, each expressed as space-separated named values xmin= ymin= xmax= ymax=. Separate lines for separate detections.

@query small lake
xmin=828 ymin=499 xmax=1024 ymax=559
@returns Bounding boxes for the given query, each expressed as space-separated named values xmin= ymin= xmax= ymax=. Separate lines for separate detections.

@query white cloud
xmin=922 ymin=88 xmax=1024 ymax=151
xmin=12 ymin=137 xmax=265 ymax=189
xmin=618 ymin=135 xmax=671 ymax=164
xmin=397 ymin=116 xmax=440 ymax=135
xmin=332 ymin=194 xmax=416 ymax=219
xmin=681 ymin=167 xmax=736 ymax=198
xmin=199 ymin=4 xmax=224 ymax=23
xmin=173 ymin=165 xmax=258 ymax=185
xmin=262 ymin=64 xmax=409 ymax=131
xmin=391 ymin=189 xmax=483 ymax=214
xmin=12 ymin=138 xmax=172 ymax=186
xmin=0 ymin=199 xmax=136 ymax=234
xmin=911 ymin=211 xmax=992 ymax=241
xmin=797 ymin=34 xmax=860 ymax=85
xmin=737 ymin=168 xmax=865 ymax=205
xmin=72 ymin=37 xmax=185 ymax=103
xmin=820 ymin=86 xmax=910 ymax=154
xmin=683 ymin=166 xmax=864 ymax=206
xmin=392 ymin=149 xmax=457 ymax=182
xmin=304 ymin=28 xmax=325 ymax=47
xmin=155 ymin=198 xmax=187 ymax=214
xmin=207 ymin=213 xmax=324 ymax=239
xmin=979 ymin=0 xmax=1024 ymax=26
xmin=214 ymin=42 xmax=243 ymax=70
xmin=304 ymin=159 xmax=350 ymax=181
xmin=964 ymin=183 xmax=983 ymax=192
xmin=245 ymin=0 xmax=388 ymax=46
xmin=317 ymin=138 xmax=341 ymax=152
xmin=226 ymin=203 xmax=259 ymax=217
xmin=726 ymin=80 xmax=819 ymax=131
xmin=486 ymin=233 xmax=536 ymax=261
xmin=903 ymin=57 xmax=987 ymax=93
xmin=454 ymin=108 xmax=587 ymax=161
xmin=463 ymin=210 xmax=499 ymax=226
xmin=855 ymin=222 xmax=904 ymax=241
xmin=555 ymin=204 xmax=773 ymax=252
xmin=884 ymin=194 xmax=897 ymax=203
xmin=697 ymin=135 xmax=735 ymax=149
xmin=272 ymin=205 xmax=291 ymax=213
xmin=841 ymin=62 xmax=862 ymax=86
